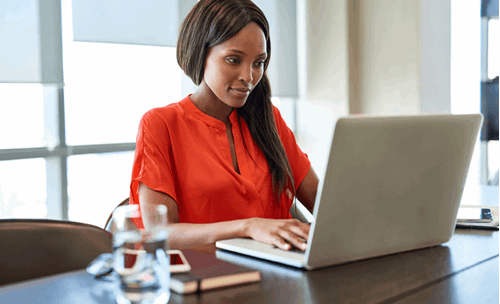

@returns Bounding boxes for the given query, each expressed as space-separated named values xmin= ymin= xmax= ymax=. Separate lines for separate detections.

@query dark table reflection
xmin=212 ymin=245 xmax=453 ymax=304
xmin=0 ymin=229 xmax=496 ymax=304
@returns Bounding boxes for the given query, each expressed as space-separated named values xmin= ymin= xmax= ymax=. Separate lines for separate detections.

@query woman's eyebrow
xmin=229 ymin=49 xmax=267 ymax=58
xmin=229 ymin=49 xmax=245 ymax=55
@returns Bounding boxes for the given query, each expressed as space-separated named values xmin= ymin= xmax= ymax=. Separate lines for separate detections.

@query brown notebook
xmin=169 ymin=249 xmax=261 ymax=294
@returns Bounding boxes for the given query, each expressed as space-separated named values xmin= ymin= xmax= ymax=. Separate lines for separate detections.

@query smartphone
xmin=456 ymin=207 xmax=493 ymax=223
xmin=167 ymin=250 xmax=191 ymax=273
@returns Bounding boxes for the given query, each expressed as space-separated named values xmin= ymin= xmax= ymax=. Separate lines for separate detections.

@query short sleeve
xmin=129 ymin=110 xmax=178 ymax=212
xmin=272 ymin=107 xmax=311 ymax=191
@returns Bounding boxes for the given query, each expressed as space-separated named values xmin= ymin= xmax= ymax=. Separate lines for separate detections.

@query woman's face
xmin=202 ymin=22 xmax=267 ymax=108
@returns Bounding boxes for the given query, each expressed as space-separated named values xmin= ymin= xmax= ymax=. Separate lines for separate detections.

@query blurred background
xmin=0 ymin=0 xmax=498 ymax=228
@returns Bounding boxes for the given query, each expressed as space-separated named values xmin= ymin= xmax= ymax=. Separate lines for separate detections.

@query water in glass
xmin=112 ymin=205 xmax=170 ymax=304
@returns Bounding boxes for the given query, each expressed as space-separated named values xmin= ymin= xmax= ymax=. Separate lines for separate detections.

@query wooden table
xmin=0 ymin=228 xmax=496 ymax=304
xmin=0 ymin=186 xmax=497 ymax=303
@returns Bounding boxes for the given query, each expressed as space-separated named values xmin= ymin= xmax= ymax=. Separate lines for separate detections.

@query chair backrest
xmin=104 ymin=197 xmax=129 ymax=231
xmin=481 ymin=76 xmax=499 ymax=141
xmin=0 ymin=219 xmax=112 ymax=286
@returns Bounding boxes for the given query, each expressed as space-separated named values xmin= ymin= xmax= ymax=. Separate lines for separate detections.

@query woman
xmin=130 ymin=0 xmax=319 ymax=251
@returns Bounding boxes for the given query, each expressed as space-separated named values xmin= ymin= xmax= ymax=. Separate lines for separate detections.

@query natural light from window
xmin=488 ymin=18 xmax=498 ymax=80
xmin=0 ymin=1 xmax=495 ymax=225
xmin=61 ymin=0 xmax=182 ymax=226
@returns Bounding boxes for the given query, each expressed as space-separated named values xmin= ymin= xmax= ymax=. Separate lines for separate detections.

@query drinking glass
xmin=112 ymin=204 xmax=170 ymax=304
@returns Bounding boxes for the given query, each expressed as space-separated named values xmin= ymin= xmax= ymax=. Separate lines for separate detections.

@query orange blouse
xmin=130 ymin=96 xmax=310 ymax=228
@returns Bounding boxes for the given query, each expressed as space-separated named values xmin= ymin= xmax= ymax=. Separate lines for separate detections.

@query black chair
xmin=481 ymin=76 xmax=499 ymax=185
xmin=481 ymin=76 xmax=499 ymax=142
xmin=0 ymin=219 xmax=112 ymax=286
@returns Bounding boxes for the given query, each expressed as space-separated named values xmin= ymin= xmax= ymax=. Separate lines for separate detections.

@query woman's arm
xmin=296 ymin=167 xmax=319 ymax=213
xmin=139 ymin=182 xmax=310 ymax=251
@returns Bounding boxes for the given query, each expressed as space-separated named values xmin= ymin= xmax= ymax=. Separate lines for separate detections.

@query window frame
xmin=0 ymin=0 xmax=299 ymax=221
xmin=0 ymin=84 xmax=136 ymax=220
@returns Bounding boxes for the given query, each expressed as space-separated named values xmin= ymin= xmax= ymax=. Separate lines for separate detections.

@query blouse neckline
xmin=181 ymin=95 xmax=239 ymax=132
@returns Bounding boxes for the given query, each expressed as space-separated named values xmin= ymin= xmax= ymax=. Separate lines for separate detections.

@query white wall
xmin=297 ymin=0 xmax=453 ymax=178
xmin=350 ymin=0 xmax=421 ymax=115
xmin=295 ymin=0 xmax=349 ymax=178
xmin=349 ymin=0 xmax=451 ymax=115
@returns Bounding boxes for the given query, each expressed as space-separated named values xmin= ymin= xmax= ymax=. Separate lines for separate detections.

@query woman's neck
xmin=190 ymin=83 xmax=233 ymax=123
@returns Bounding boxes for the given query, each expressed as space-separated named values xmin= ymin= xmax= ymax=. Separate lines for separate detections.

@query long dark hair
xmin=177 ymin=0 xmax=295 ymax=200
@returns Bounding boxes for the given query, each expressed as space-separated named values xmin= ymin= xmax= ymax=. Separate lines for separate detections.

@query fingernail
xmin=284 ymin=244 xmax=291 ymax=250
xmin=302 ymin=243 xmax=307 ymax=250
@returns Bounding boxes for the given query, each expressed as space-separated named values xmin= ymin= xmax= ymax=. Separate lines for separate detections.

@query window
xmin=0 ymin=158 xmax=47 ymax=219
xmin=0 ymin=1 xmax=294 ymax=226
xmin=63 ymin=42 xmax=181 ymax=146
xmin=0 ymin=1 xmax=182 ymax=227
xmin=450 ymin=1 xmax=499 ymax=186
xmin=67 ymin=152 xmax=135 ymax=227
xmin=0 ymin=84 xmax=45 ymax=149
xmin=486 ymin=18 xmax=499 ymax=183
xmin=488 ymin=18 xmax=498 ymax=80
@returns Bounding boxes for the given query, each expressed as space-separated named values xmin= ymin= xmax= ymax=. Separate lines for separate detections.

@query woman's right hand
xmin=244 ymin=218 xmax=310 ymax=251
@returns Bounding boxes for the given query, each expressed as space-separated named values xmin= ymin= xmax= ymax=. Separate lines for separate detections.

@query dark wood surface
xmin=0 ymin=228 xmax=497 ymax=304
xmin=192 ymin=229 xmax=498 ymax=304
xmin=393 ymin=257 xmax=499 ymax=304
xmin=1 ymin=186 xmax=496 ymax=303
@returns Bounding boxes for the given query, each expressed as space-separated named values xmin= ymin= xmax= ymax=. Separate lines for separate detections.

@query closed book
xmin=169 ymin=249 xmax=261 ymax=294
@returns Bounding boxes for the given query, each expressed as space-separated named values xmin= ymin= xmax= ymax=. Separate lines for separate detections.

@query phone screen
xmin=170 ymin=253 xmax=186 ymax=265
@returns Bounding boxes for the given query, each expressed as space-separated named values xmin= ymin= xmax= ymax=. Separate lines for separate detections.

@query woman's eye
xmin=227 ymin=58 xmax=239 ymax=64
xmin=254 ymin=61 xmax=265 ymax=67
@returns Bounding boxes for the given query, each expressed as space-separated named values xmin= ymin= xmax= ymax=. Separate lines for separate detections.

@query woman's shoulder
xmin=141 ymin=97 xmax=191 ymax=126
xmin=270 ymin=105 xmax=287 ymax=131
xmin=271 ymin=104 xmax=287 ymax=122
xmin=271 ymin=104 xmax=280 ymax=116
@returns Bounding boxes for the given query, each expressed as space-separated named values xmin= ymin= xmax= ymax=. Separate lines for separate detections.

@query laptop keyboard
xmin=290 ymin=246 xmax=306 ymax=253
xmin=272 ymin=244 xmax=306 ymax=254
xmin=216 ymin=238 xmax=306 ymax=267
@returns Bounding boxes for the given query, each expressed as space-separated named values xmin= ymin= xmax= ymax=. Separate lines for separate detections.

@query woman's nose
xmin=239 ymin=64 xmax=253 ymax=84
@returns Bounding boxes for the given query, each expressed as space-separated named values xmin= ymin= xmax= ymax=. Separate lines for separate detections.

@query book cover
xmin=170 ymin=249 xmax=261 ymax=294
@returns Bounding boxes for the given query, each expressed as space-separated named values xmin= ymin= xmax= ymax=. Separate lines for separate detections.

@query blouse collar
xmin=181 ymin=95 xmax=239 ymax=132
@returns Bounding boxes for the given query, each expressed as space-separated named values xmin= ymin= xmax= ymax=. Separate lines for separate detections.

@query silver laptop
xmin=216 ymin=114 xmax=483 ymax=270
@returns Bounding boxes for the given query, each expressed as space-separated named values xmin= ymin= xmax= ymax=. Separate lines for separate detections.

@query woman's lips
xmin=231 ymin=87 xmax=251 ymax=97
xmin=232 ymin=87 xmax=251 ymax=93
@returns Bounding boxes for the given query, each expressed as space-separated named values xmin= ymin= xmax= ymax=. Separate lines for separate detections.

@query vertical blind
xmin=72 ymin=0 xmax=183 ymax=47
xmin=0 ymin=0 xmax=63 ymax=83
